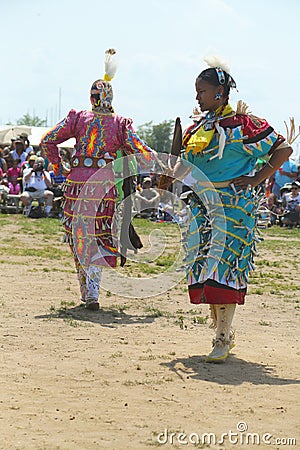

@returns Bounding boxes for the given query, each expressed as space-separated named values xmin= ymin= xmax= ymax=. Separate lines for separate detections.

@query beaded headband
xmin=215 ymin=67 xmax=225 ymax=85
xmin=215 ymin=66 xmax=237 ymax=89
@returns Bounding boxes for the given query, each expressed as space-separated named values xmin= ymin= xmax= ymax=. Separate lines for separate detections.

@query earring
xmin=215 ymin=93 xmax=222 ymax=100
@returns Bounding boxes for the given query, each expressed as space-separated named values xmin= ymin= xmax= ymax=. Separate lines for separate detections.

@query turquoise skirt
xmin=185 ymin=183 xmax=263 ymax=304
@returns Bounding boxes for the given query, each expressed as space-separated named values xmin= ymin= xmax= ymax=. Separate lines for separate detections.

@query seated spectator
xmin=266 ymin=193 xmax=284 ymax=226
xmin=173 ymin=202 xmax=189 ymax=226
xmin=0 ymin=148 xmax=8 ymax=176
xmin=0 ymin=167 xmax=9 ymax=204
xmin=156 ymin=190 xmax=174 ymax=222
xmin=20 ymin=153 xmax=38 ymax=188
xmin=50 ymin=168 xmax=66 ymax=192
xmin=49 ymin=150 xmax=71 ymax=194
xmin=49 ymin=159 xmax=69 ymax=218
xmin=134 ymin=177 xmax=160 ymax=218
xmin=281 ymin=180 xmax=300 ymax=228
xmin=20 ymin=156 xmax=54 ymax=217
xmin=279 ymin=183 xmax=292 ymax=201
xmin=59 ymin=149 xmax=71 ymax=171
xmin=7 ymin=159 xmax=21 ymax=195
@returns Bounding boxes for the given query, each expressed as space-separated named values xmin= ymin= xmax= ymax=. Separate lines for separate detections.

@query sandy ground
xmin=0 ymin=219 xmax=299 ymax=450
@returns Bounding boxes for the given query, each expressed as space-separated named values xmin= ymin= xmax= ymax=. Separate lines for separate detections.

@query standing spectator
xmin=19 ymin=133 xmax=34 ymax=154
xmin=272 ymin=157 xmax=298 ymax=198
xmin=8 ymin=138 xmax=16 ymax=152
xmin=10 ymin=137 xmax=28 ymax=167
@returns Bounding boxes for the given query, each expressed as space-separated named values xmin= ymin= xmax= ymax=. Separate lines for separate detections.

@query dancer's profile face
xmin=195 ymin=78 xmax=222 ymax=113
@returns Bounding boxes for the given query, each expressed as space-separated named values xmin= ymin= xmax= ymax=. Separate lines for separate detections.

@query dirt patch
xmin=0 ymin=217 xmax=299 ymax=449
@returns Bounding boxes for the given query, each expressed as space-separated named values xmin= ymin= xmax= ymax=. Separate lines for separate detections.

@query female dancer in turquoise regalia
xmin=170 ymin=57 xmax=293 ymax=362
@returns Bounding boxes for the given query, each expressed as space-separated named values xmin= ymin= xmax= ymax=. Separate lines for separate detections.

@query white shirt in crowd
xmin=10 ymin=150 xmax=28 ymax=166
xmin=285 ymin=192 xmax=300 ymax=211
xmin=22 ymin=168 xmax=51 ymax=191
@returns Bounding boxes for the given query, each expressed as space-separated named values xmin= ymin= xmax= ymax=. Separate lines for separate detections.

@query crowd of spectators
xmin=0 ymin=137 xmax=299 ymax=228
xmin=0 ymin=134 xmax=70 ymax=218
xmin=132 ymin=156 xmax=300 ymax=229
xmin=259 ymin=156 xmax=300 ymax=228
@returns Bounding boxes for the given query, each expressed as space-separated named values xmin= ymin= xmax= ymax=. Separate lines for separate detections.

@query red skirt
xmin=189 ymin=280 xmax=246 ymax=305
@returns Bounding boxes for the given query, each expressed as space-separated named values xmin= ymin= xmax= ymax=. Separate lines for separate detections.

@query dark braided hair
xmin=197 ymin=68 xmax=236 ymax=98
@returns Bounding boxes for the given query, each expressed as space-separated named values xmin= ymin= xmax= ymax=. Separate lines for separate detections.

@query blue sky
xmin=1 ymin=0 xmax=299 ymax=154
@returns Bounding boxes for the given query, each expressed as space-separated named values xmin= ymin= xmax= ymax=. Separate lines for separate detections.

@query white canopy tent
xmin=0 ymin=125 xmax=75 ymax=149
xmin=28 ymin=127 xmax=75 ymax=149
xmin=0 ymin=125 xmax=32 ymax=144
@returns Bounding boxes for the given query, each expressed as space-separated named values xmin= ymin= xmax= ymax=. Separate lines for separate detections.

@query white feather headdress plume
xmin=104 ymin=49 xmax=118 ymax=82
xmin=203 ymin=55 xmax=237 ymax=90
xmin=204 ymin=55 xmax=231 ymax=74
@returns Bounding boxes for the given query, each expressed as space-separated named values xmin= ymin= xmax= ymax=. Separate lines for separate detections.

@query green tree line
xmin=6 ymin=113 xmax=47 ymax=127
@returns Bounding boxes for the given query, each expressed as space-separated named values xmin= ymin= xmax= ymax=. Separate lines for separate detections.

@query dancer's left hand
xmin=233 ymin=175 xmax=258 ymax=189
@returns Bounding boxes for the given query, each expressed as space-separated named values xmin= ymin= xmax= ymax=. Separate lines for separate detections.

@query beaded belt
xmin=197 ymin=180 xmax=233 ymax=188
xmin=71 ymin=155 xmax=108 ymax=169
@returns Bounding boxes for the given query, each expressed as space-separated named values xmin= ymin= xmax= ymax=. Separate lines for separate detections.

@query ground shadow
xmin=35 ymin=304 xmax=156 ymax=328
xmin=161 ymin=354 xmax=300 ymax=386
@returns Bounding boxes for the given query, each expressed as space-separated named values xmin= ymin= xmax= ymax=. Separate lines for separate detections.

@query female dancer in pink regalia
xmin=41 ymin=49 xmax=156 ymax=310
